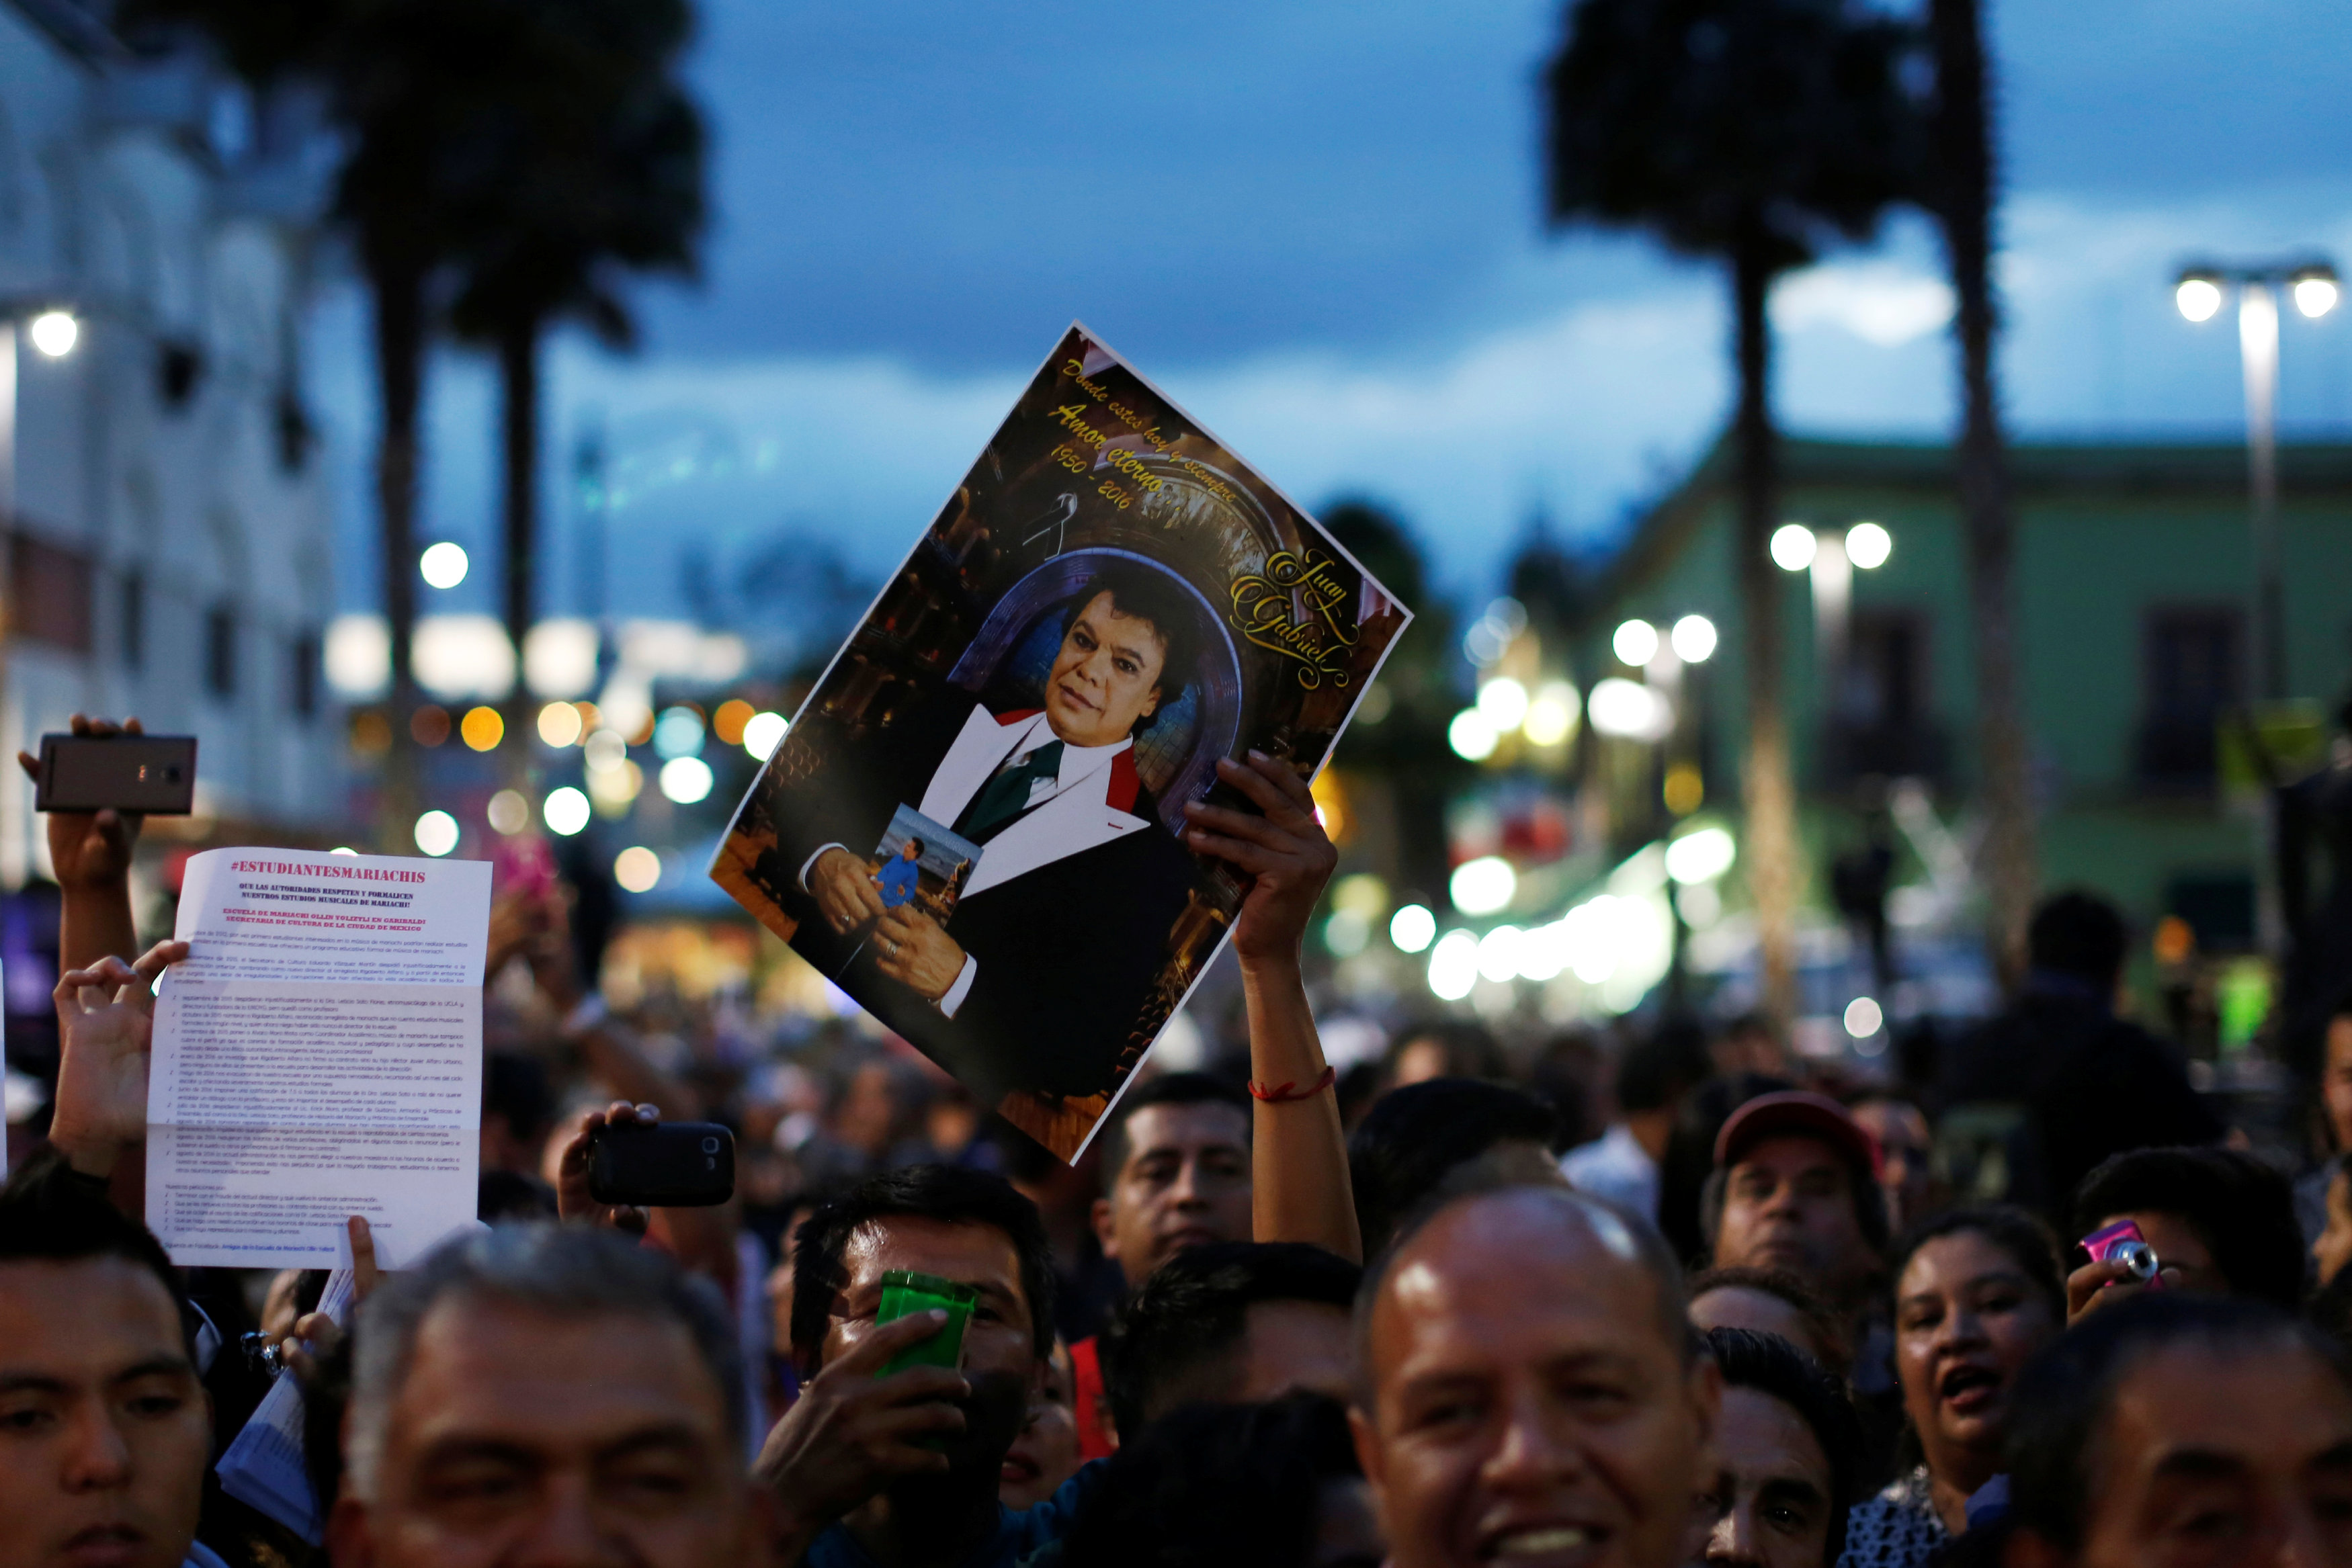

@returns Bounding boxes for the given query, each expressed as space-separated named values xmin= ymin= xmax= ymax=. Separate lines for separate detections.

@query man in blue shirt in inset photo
xmin=876 ymin=838 xmax=925 ymax=910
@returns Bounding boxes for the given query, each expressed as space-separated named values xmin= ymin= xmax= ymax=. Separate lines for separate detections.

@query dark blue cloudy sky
xmin=311 ymin=0 xmax=2352 ymax=632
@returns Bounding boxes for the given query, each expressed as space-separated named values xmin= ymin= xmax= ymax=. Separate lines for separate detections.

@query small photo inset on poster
xmin=872 ymin=805 xmax=984 ymax=926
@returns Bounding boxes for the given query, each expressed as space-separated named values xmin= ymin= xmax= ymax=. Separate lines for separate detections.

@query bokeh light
xmin=587 ymin=759 xmax=642 ymax=814
xmin=1450 ymin=855 xmax=1516 ymax=916
xmin=1447 ymin=708 xmax=1498 ymax=761
xmin=1844 ymin=996 xmax=1885 ymax=1038
xmin=653 ymin=705 xmax=706 ymax=759
xmin=413 ymin=810 xmax=458 ymax=857
xmin=28 ymin=309 xmax=77 ymax=357
xmin=1846 ymin=521 xmax=1892 ymax=569
xmin=583 ymin=730 xmax=629 ymax=773
xmin=543 ymin=786 xmax=591 ymax=836
xmin=1665 ymin=826 xmax=1736 ymax=885
xmin=460 ymin=706 xmax=504 ymax=751
xmin=1476 ymin=677 xmax=1529 ymax=731
xmin=658 ymin=756 xmax=714 ymax=804
xmin=743 ymin=711 xmax=788 ymax=760
xmin=1611 ymin=619 xmax=1658 ymax=666
xmin=1523 ymin=683 xmax=1579 ymax=746
xmin=1671 ymin=615 xmax=1718 ymax=662
xmin=537 ymin=701 xmax=585 ymax=747
xmin=712 ymin=699 xmax=754 ymax=746
xmin=486 ymin=789 xmax=529 ymax=834
xmin=1389 ymin=903 xmax=1437 ymax=953
xmin=1770 ymin=523 xmax=1818 ymax=572
xmin=1427 ymin=930 xmax=1478 ymax=1000
xmin=420 ymin=541 xmax=469 ymax=589
xmin=2175 ymin=275 xmax=2223 ymax=322
xmin=614 ymin=846 xmax=662 ymax=893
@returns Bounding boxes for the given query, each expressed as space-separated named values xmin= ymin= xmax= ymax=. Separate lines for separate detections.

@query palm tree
xmin=1544 ymin=0 xmax=1923 ymax=1024
xmin=126 ymin=0 xmax=495 ymax=844
xmin=1928 ymin=0 xmax=2036 ymax=986
xmin=442 ymin=0 xmax=706 ymax=763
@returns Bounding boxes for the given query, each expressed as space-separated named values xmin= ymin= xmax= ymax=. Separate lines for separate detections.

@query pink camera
xmin=2081 ymin=1218 xmax=2162 ymax=1288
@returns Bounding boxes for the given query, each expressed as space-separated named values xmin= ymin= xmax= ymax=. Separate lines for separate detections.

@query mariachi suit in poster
xmin=755 ymin=689 xmax=1196 ymax=1103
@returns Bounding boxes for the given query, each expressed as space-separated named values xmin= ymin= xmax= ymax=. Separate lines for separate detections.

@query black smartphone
xmin=34 ymin=734 xmax=198 ymax=814
xmin=586 ymin=1121 xmax=735 ymax=1207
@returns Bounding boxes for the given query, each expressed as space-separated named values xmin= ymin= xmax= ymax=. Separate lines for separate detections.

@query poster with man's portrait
xmin=710 ymin=324 xmax=1411 ymax=1160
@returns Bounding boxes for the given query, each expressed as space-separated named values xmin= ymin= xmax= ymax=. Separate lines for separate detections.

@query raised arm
xmin=1182 ymin=752 xmax=1360 ymax=1263
xmin=17 ymin=714 xmax=147 ymax=972
xmin=48 ymin=940 xmax=187 ymax=1219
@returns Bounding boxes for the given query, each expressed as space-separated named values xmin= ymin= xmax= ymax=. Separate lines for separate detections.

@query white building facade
xmin=0 ymin=0 xmax=337 ymax=884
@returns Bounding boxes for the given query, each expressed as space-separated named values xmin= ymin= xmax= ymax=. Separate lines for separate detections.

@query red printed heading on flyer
xmin=228 ymin=859 xmax=427 ymax=883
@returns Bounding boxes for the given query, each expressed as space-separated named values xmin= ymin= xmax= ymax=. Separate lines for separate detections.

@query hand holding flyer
xmin=710 ymin=324 xmax=1410 ymax=1160
xmin=143 ymin=847 xmax=491 ymax=1268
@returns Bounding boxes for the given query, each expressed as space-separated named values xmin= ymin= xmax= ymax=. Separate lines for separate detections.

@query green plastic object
xmin=876 ymin=1269 xmax=976 ymax=1377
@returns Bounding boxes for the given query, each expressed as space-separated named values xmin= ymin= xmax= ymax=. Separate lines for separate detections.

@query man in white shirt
xmin=1560 ymin=1021 xmax=1710 ymax=1222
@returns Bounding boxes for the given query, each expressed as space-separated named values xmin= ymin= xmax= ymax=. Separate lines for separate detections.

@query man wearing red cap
xmin=1702 ymin=1092 xmax=1890 ymax=1342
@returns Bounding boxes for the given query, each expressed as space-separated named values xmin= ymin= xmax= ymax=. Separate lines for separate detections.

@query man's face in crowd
xmin=2030 ymin=1342 xmax=2352 ymax=1568
xmin=1354 ymin=1190 xmax=1720 ymax=1568
xmin=1237 ymin=1299 xmax=1355 ymax=1405
xmin=1000 ymin=1340 xmax=1079 ymax=1513
xmin=2096 ymin=1211 xmax=2226 ymax=1295
xmin=1141 ymin=1297 xmax=1357 ymax=1431
xmin=1094 ymin=1101 xmax=1252 ymax=1290
xmin=821 ymin=1216 xmax=1037 ymax=1477
xmin=1045 ymin=591 xmax=1167 ymax=750
xmin=327 ymin=1297 xmax=757 ymax=1568
xmin=1714 ymin=1138 xmax=1877 ymax=1307
xmin=1703 ymin=1387 xmax=1835 ymax=1568
xmin=0 ymin=1258 xmax=207 ymax=1568
xmin=1849 ymin=1099 xmax=1933 ymax=1233
xmin=2324 ymin=1016 xmax=2352 ymax=1158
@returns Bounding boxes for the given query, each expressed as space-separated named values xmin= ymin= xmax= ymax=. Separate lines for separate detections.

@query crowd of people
xmin=9 ymin=716 xmax=2352 ymax=1568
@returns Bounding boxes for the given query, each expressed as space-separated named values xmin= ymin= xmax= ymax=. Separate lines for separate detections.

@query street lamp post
xmin=0 ymin=302 xmax=78 ymax=885
xmin=2175 ymin=257 xmax=2339 ymax=701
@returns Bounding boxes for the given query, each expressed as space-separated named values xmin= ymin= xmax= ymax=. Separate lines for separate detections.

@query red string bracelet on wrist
xmin=1248 ymin=1065 xmax=1337 ymax=1102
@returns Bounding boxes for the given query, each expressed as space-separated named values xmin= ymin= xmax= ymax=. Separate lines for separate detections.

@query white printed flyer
xmin=144 ymin=847 xmax=491 ymax=1268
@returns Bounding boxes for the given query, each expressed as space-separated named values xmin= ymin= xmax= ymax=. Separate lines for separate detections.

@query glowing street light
xmin=420 ymin=541 xmax=469 ymax=589
xmin=1522 ymin=681 xmax=1579 ymax=746
xmin=1390 ymin=904 xmax=1437 ymax=953
xmin=1450 ymin=856 xmax=1517 ymax=916
xmin=1611 ymin=619 xmax=1659 ymax=666
xmin=2175 ymin=274 xmax=2223 ymax=323
xmin=1670 ymin=614 xmax=1718 ymax=663
xmin=27 ymin=309 xmax=77 ymax=358
xmin=1476 ymin=677 xmax=1529 ymax=732
xmin=2174 ymin=255 xmax=2339 ymax=699
xmin=2294 ymin=269 xmax=2340 ymax=319
xmin=1845 ymin=521 xmax=1892 ymax=569
xmin=1770 ymin=523 xmax=1818 ymax=572
xmin=1447 ymin=708 xmax=1499 ymax=762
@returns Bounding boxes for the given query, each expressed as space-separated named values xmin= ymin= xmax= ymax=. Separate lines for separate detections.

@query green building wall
xmin=1580 ymin=438 xmax=2352 ymax=947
